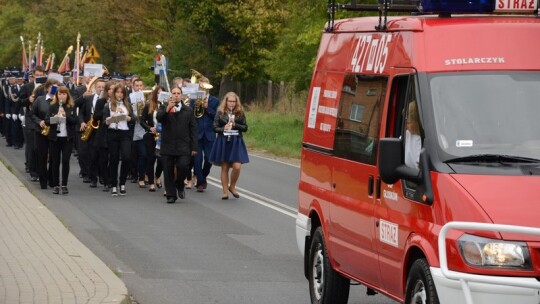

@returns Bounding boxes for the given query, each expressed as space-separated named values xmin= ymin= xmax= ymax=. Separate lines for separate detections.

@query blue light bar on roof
xmin=421 ymin=0 xmax=495 ymax=13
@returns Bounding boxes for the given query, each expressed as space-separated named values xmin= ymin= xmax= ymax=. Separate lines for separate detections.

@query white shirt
xmin=92 ymin=94 xmax=98 ymax=114
xmin=405 ymin=130 xmax=422 ymax=168
xmin=57 ymin=105 xmax=68 ymax=137
xmin=108 ymin=103 xmax=130 ymax=131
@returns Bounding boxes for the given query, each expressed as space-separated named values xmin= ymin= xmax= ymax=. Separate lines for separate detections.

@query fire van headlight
xmin=458 ymin=234 xmax=531 ymax=269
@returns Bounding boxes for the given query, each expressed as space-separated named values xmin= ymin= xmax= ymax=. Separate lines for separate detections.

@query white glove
xmin=18 ymin=114 xmax=23 ymax=120
xmin=12 ymin=114 xmax=17 ymax=121
xmin=5 ymin=114 xmax=11 ymax=119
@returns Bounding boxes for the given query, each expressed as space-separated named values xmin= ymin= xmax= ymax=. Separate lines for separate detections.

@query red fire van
xmin=295 ymin=1 xmax=540 ymax=303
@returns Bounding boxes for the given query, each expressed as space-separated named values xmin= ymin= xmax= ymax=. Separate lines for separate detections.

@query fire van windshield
xmin=429 ymin=71 xmax=540 ymax=163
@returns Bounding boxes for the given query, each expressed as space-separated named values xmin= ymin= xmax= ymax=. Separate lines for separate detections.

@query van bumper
xmin=295 ymin=213 xmax=310 ymax=256
xmin=431 ymin=267 xmax=540 ymax=304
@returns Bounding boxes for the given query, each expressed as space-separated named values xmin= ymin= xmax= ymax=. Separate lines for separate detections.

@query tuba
xmin=81 ymin=114 xmax=99 ymax=141
xmin=189 ymin=69 xmax=213 ymax=119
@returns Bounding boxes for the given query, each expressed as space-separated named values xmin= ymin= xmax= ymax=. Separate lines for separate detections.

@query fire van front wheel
xmin=308 ymin=227 xmax=350 ymax=304
xmin=405 ymin=259 xmax=439 ymax=304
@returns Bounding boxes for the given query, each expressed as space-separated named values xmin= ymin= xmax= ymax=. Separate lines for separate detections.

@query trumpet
xmin=81 ymin=114 xmax=100 ymax=141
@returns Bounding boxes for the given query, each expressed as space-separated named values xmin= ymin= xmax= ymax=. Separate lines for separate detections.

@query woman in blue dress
xmin=208 ymin=92 xmax=249 ymax=199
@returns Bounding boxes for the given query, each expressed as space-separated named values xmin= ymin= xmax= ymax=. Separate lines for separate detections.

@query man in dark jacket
xmin=156 ymin=87 xmax=197 ymax=204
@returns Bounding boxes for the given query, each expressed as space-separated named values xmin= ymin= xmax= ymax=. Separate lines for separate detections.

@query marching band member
xmin=31 ymin=79 xmax=60 ymax=190
xmin=45 ymin=86 xmax=77 ymax=194
xmin=104 ymin=84 xmax=134 ymax=196
xmin=140 ymin=85 xmax=165 ymax=192
xmin=19 ymin=66 xmax=47 ymax=182
xmin=10 ymin=73 xmax=25 ymax=150
xmin=156 ymin=86 xmax=197 ymax=204
xmin=129 ymin=78 xmax=148 ymax=187
xmin=94 ymin=80 xmax=116 ymax=192
xmin=78 ymin=79 xmax=105 ymax=187
xmin=4 ymin=72 xmax=17 ymax=147
xmin=191 ymin=77 xmax=219 ymax=192
xmin=208 ymin=92 xmax=250 ymax=200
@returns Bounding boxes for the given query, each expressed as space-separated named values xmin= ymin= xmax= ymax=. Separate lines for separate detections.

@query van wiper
xmin=445 ymin=154 xmax=540 ymax=164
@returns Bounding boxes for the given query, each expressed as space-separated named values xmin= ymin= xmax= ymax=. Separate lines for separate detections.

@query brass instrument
xmin=81 ymin=114 xmax=99 ymax=141
xmin=86 ymin=76 xmax=99 ymax=93
xmin=183 ymin=97 xmax=190 ymax=107
xmin=41 ymin=125 xmax=50 ymax=136
xmin=31 ymin=84 xmax=42 ymax=98
xmin=189 ymin=69 xmax=213 ymax=119
xmin=194 ymin=97 xmax=205 ymax=118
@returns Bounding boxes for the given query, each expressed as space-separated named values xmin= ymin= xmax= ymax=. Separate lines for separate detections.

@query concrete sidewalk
xmin=0 ymin=161 xmax=128 ymax=303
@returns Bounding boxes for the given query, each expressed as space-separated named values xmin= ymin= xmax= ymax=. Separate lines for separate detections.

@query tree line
xmin=0 ymin=0 xmax=333 ymax=96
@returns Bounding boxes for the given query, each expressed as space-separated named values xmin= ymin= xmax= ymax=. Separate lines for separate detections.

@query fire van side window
xmin=333 ymin=74 xmax=387 ymax=165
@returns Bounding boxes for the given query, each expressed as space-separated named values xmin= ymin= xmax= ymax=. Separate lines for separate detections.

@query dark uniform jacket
xmin=31 ymin=95 xmax=52 ymax=133
xmin=190 ymin=95 xmax=219 ymax=141
xmin=45 ymin=103 xmax=78 ymax=141
xmin=156 ymin=104 xmax=197 ymax=156
xmin=213 ymin=112 xmax=248 ymax=137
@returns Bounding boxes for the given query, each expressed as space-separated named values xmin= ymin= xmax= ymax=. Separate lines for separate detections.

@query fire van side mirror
xmin=378 ymin=138 xmax=434 ymax=204
xmin=378 ymin=138 xmax=421 ymax=184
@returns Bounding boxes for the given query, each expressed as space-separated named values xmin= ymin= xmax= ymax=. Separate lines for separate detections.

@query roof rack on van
xmin=326 ymin=0 xmax=421 ymax=32
xmin=326 ymin=0 xmax=540 ymax=32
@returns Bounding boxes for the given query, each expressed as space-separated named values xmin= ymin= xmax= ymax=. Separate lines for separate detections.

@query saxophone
xmin=81 ymin=114 xmax=99 ymax=141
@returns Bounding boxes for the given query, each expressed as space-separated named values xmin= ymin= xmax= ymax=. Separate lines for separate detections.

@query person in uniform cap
xmin=125 ymin=74 xmax=133 ymax=95
xmin=11 ymin=72 xmax=25 ymax=149
xmin=4 ymin=70 xmax=19 ymax=147
xmin=62 ymin=72 xmax=76 ymax=92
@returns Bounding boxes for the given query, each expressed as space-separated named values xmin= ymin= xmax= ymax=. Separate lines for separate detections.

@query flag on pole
xmin=58 ymin=56 xmax=71 ymax=73
xmin=36 ymin=32 xmax=43 ymax=67
xmin=20 ymin=36 xmax=28 ymax=73
xmin=44 ymin=53 xmax=53 ymax=71
xmin=57 ymin=45 xmax=73 ymax=74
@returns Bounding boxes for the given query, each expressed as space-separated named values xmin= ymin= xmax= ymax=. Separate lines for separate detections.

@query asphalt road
xmin=0 ymin=142 xmax=397 ymax=304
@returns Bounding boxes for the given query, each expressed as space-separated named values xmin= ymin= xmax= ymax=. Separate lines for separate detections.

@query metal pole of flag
xmin=160 ymin=54 xmax=171 ymax=92
xmin=75 ymin=33 xmax=81 ymax=86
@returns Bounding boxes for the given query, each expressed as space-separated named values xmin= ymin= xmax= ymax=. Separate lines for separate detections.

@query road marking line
xmin=207 ymin=177 xmax=296 ymax=218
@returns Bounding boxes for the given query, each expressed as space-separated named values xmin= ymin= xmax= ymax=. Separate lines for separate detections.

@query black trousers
xmin=79 ymin=133 xmax=99 ymax=182
xmin=49 ymin=137 xmax=73 ymax=187
xmin=35 ymin=132 xmax=49 ymax=188
xmin=4 ymin=118 xmax=12 ymax=145
xmin=24 ymin=128 xmax=38 ymax=177
xmin=161 ymin=154 xmax=191 ymax=200
xmin=107 ymin=129 xmax=131 ymax=187
xmin=143 ymin=133 xmax=162 ymax=185
xmin=77 ymin=132 xmax=88 ymax=177
xmin=99 ymin=146 xmax=109 ymax=185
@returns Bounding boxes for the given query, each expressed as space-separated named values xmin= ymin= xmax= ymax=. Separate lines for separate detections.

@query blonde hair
xmin=218 ymin=92 xmax=244 ymax=116
xmin=407 ymin=101 xmax=420 ymax=135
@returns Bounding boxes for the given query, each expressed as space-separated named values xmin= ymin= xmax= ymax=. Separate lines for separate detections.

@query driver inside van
xmin=404 ymin=101 xmax=422 ymax=168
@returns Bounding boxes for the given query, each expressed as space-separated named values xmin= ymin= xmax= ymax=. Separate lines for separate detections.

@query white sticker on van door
xmin=307 ymin=87 xmax=321 ymax=129
xmin=456 ymin=140 xmax=473 ymax=147
xmin=380 ymin=219 xmax=399 ymax=247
